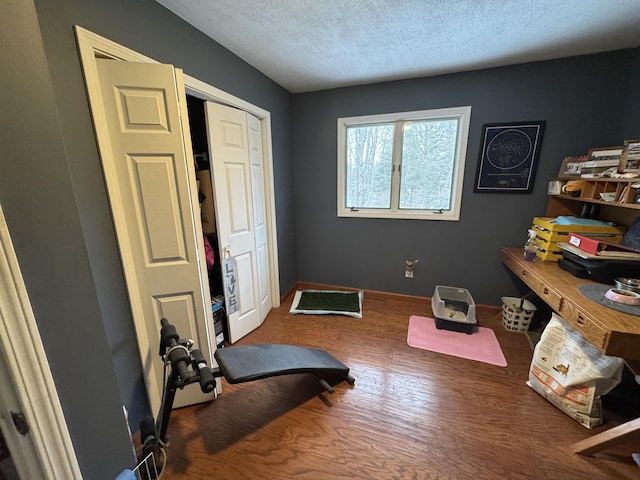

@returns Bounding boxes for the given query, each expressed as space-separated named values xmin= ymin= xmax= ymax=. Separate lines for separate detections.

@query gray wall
xmin=1 ymin=1 xmax=134 ymax=476
xmin=2 ymin=0 xmax=294 ymax=478
xmin=291 ymin=50 xmax=635 ymax=306
xmin=619 ymin=49 xmax=640 ymax=139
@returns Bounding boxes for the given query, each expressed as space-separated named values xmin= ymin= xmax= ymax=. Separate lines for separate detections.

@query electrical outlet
xmin=405 ymin=259 xmax=418 ymax=278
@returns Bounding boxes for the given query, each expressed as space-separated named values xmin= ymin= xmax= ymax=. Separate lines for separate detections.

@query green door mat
xmin=289 ymin=290 xmax=363 ymax=318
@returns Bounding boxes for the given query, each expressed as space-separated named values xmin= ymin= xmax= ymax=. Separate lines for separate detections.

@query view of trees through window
xmin=345 ymin=118 xmax=459 ymax=211
xmin=346 ymin=124 xmax=394 ymax=208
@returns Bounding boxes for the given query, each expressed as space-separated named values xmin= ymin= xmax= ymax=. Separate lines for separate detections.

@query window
xmin=337 ymin=106 xmax=471 ymax=221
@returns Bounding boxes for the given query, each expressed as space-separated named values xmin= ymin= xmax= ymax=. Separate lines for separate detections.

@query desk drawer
xmin=502 ymin=252 xmax=563 ymax=311
xmin=557 ymin=301 xmax=608 ymax=350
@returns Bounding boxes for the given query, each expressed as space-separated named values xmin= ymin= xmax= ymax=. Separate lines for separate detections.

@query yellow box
xmin=530 ymin=217 xmax=625 ymax=261
xmin=531 ymin=217 xmax=625 ymax=243
xmin=536 ymin=250 xmax=563 ymax=261
xmin=533 ymin=237 xmax=563 ymax=261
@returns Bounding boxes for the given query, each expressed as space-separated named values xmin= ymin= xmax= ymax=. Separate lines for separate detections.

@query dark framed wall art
xmin=474 ymin=121 xmax=546 ymax=193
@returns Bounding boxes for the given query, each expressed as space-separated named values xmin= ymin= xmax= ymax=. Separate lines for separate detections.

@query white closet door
xmin=96 ymin=59 xmax=216 ymax=414
xmin=247 ymin=112 xmax=272 ymax=321
xmin=205 ymin=103 xmax=268 ymax=342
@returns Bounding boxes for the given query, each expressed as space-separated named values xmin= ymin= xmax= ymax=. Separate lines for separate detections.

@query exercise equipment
xmin=138 ymin=318 xmax=354 ymax=478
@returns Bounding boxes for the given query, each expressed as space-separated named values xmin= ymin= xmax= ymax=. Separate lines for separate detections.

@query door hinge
xmin=11 ymin=411 xmax=29 ymax=436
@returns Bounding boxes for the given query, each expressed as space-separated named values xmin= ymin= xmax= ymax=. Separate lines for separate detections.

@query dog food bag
xmin=527 ymin=313 xmax=624 ymax=428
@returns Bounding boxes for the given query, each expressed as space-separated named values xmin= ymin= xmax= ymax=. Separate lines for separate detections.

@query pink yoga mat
xmin=407 ymin=316 xmax=507 ymax=367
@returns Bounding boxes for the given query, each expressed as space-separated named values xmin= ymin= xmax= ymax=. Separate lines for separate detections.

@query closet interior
xmin=186 ymin=95 xmax=226 ymax=348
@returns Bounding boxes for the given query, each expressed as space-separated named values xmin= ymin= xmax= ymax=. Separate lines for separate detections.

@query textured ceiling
xmin=156 ymin=0 xmax=640 ymax=93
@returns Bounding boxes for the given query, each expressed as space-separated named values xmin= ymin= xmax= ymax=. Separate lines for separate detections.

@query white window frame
xmin=337 ymin=106 xmax=471 ymax=221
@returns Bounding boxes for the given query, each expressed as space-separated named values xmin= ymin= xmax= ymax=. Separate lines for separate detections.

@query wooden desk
xmin=502 ymin=247 xmax=640 ymax=456
xmin=501 ymin=247 xmax=640 ymax=361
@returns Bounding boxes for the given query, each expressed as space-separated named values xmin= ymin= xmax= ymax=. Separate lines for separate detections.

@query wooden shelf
xmin=547 ymin=179 xmax=640 ymax=229
xmin=550 ymin=194 xmax=640 ymax=210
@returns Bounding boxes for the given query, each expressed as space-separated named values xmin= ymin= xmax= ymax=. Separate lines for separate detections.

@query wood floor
xmin=155 ymin=286 xmax=640 ymax=479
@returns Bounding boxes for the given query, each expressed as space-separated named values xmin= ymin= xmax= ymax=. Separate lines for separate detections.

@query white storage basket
xmin=501 ymin=297 xmax=537 ymax=332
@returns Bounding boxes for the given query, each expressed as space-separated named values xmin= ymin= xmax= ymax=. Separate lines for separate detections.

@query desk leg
xmin=571 ymin=417 xmax=640 ymax=455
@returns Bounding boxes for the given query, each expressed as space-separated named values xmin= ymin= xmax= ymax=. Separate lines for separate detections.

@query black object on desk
xmin=558 ymin=250 xmax=640 ymax=284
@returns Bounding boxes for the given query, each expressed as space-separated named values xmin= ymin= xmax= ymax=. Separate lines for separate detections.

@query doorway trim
xmin=0 ymin=203 xmax=82 ymax=479
xmin=74 ymin=25 xmax=281 ymax=308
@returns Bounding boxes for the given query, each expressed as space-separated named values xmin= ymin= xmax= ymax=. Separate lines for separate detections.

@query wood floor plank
xmin=152 ymin=288 xmax=640 ymax=479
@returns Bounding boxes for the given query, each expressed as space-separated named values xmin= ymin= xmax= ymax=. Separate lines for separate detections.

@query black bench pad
xmin=214 ymin=344 xmax=350 ymax=384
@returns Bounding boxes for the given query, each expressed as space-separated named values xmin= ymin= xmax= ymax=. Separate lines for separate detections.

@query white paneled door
xmin=96 ymin=59 xmax=216 ymax=414
xmin=247 ymin=113 xmax=273 ymax=321
xmin=205 ymin=103 xmax=271 ymax=343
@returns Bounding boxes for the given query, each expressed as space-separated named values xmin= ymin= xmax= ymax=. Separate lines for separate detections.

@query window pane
xmin=345 ymin=124 xmax=394 ymax=208
xmin=399 ymin=119 xmax=459 ymax=210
